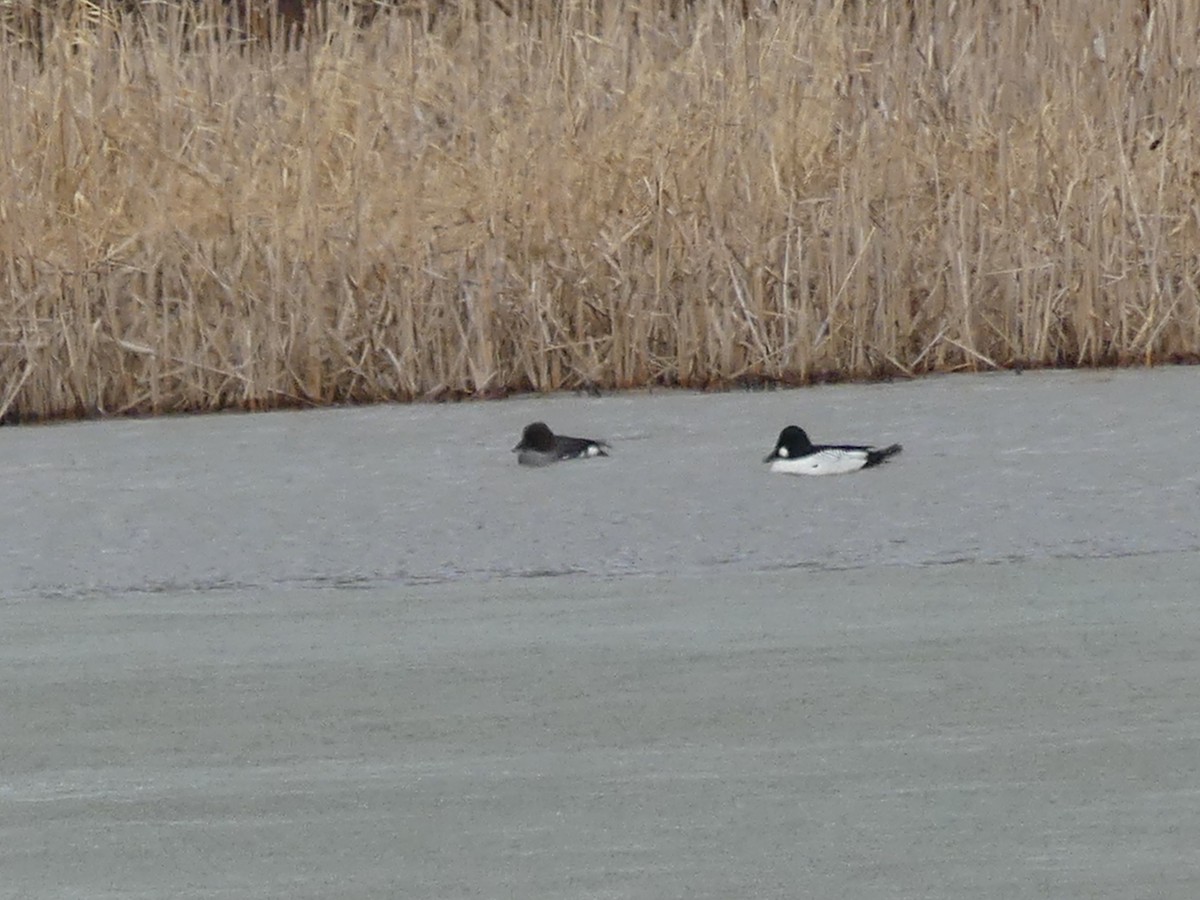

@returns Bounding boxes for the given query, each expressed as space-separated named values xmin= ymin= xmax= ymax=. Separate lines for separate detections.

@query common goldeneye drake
xmin=763 ymin=425 xmax=901 ymax=475
xmin=512 ymin=422 xmax=610 ymax=467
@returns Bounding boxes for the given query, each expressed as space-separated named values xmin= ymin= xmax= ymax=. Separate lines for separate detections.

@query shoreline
xmin=4 ymin=358 xmax=1197 ymax=428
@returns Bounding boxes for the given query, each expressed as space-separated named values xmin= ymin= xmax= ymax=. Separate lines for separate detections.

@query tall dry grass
xmin=1 ymin=0 xmax=1198 ymax=422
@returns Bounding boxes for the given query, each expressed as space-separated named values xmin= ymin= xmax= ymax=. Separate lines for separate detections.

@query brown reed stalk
xmin=0 ymin=0 xmax=1198 ymax=423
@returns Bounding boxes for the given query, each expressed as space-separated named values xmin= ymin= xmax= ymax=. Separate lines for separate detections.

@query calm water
xmin=2 ymin=368 xmax=1199 ymax=899
xmin=2 ymin=367 xmax=1198 ymax=600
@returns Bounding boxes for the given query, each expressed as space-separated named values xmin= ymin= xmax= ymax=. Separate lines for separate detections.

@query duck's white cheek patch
xmin=586 ymin=446 xmax=600 ymax=457
xmin=778 ymin=446 xmax=789 ymax=458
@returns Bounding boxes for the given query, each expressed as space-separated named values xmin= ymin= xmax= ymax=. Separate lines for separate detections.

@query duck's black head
xmin=514 ymin=421 xmax=555 ymax=452
xmin=764 ymin=425 xmax=813 ymax=462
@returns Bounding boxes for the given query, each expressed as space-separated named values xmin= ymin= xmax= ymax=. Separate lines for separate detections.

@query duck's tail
xmin=865 ymin=443 xmax=903 ymax=468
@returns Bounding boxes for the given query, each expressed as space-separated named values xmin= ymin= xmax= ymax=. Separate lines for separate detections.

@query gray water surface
xmin=2 ymin=368 xmax=1199 ymax=899
xmin=3 ymin=367 xmax=1198 ymax=598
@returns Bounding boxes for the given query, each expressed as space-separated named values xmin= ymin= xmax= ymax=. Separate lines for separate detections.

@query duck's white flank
xmin=768 ymin=448 xmax=871 ymax=476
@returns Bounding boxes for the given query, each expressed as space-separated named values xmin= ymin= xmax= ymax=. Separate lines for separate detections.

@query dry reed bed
xmin=1 ymin=0 xmax=1198 ymax=421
